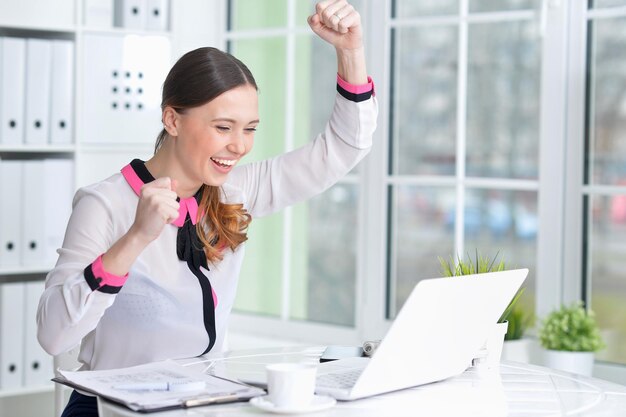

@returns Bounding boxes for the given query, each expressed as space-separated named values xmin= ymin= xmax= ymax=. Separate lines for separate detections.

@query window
xmin=220 ymin=0 xmax=626 ymax=381
xmin=387 ymin=0 xmax=539 ymax=318
xmin=226 ymin=0 xmax=365 ymax=332
xmin=574 ymin=0 xmax=626 ymax=366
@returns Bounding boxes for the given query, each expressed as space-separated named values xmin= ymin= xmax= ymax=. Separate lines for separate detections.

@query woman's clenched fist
xmin=129 ymin=177 xmax=180 ymax=244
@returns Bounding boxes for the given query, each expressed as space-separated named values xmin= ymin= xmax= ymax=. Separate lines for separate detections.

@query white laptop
xmin=315 ymin=268 xmax=528 ymax=400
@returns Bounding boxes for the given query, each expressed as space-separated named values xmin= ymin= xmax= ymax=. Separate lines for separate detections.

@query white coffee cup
xmin=266 ymin=363 xmax=317 ymax=408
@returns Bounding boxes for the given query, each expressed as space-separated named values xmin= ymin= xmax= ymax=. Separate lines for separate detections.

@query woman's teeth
xmin=211 ymin=158 xmax=236 ymax=168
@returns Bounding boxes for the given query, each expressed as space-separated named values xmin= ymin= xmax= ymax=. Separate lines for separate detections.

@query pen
xmin=183 ymin=392 xmax=240 ymax=407
xmin=113 ymin=380 xmax=206 ymax=392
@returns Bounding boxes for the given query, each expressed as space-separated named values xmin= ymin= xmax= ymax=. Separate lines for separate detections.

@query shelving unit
xmin=0 ymin=146 xmax=76 ymax=153
xmin=79 ymin=26 xmax=171 ymax=37
xmin=0 ymin=10 xmax=77 ymax=404
xmin=0 ymin=0 xmax=174 ymax=406
xmin=0 ymin=267 xmax=55 ymax=276
xmin=0 ymin=1 xmax=163 ymax=266
xmin=0 ymin=5 xmax=221 ymax=414
xmin=0 ymin=384 xmax=54 ymax=399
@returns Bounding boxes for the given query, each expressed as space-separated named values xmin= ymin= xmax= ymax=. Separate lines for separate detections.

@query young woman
xmin=38 ymin=1 xmax=377 ymax=415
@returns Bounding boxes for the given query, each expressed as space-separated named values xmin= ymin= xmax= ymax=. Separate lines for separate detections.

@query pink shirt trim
xmin=92 ymin=254 xmax=129 ymax=287
xmin=121 ymin=163 xmax=198 ymax=227
xmin=336 ymin=74 xmax=375 ymax=96
xmin=120 ymin=164 xmax=143 ymax=195
xmin=172 ymin=197 xmax=199 ymax=227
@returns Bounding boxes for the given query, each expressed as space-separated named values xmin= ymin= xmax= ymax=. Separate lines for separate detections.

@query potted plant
xmin=538 ymin=302 xmax=605 ymax=376
xmin=501 ymin=305 xmax=535 ymax=363
xmin=439 ymin=251 xmax=526 ymax=367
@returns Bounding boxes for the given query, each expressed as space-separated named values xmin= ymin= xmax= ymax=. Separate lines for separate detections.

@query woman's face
xmin=173 ymin=84 xmax=259 ymax=187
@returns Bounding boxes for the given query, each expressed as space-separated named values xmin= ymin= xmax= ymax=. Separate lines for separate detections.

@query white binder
xmin=0 ymin=160 xmax=22 ymax=267
xmin=23 ymin=281 xmax=53 ymax=386
xmin=25 ymin=39 xmax=52 ymax=145
xmin=21 ymin=161 xmax=45 ymax=266
xmin=80 ymin=33 xmax=170 ymax=145
xmin=115 ymin=0 xmax=147 ymax=29
xmin=50 ymin=40 xmax=74 ymax=144
xmin=84 ymin=0 xmax=114 ymax=28
xmin=42 ymin=159 xmax=74 ymax=265
xmin=0 ymin=282 xmax=25 ymax=389
xmin=0 ymin=37 xmax=26 ymax=145
xmin=146 ymin=0 xmax=168 ymax=31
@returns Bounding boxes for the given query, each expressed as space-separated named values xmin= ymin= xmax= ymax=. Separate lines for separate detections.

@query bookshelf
xmin=0 ymin=0 xmax=183 ymax=404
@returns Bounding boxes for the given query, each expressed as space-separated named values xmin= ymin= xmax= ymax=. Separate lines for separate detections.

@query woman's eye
xmin=216 ymin=126 xmax=230 ymax=131
xmin=245 ymin=127 xmax=257 ymax=132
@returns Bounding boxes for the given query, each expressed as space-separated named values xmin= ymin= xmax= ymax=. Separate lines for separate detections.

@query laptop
xmin=315 ymin=268 xmax=528 ymax=400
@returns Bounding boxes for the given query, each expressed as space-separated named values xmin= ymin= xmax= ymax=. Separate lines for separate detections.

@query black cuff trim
xmin=97 ymin=285 xmax=123 ymax=294
xmin=337 ymin=84 xmax=373 ymax=103
xmin=84 ymin=264 xmax=122 ymax=294
xmin=84 ymin=264 xmax=101 ymax=291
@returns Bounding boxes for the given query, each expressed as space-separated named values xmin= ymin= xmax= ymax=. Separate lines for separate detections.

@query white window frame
xmin=211 ymin=0 xmax=626 ymax=382
xmin=562 ymin=1 xmax=626 ymax=383
xmin=220 ymin=0 xmax=559 ymax=341
xmin=383 ymin=1 xmax=544 ymax=322
xmin=218 ymin=0 xmax=552 ymax=342
xmin=221 ymin=0 xmax=368 ymax=345
xmin=537 ymin=0 xmax=569 ymax=317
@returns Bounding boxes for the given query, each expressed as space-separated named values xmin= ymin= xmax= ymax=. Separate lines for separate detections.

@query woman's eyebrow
xmin=211 ymin=117 xmax=260 ymax=124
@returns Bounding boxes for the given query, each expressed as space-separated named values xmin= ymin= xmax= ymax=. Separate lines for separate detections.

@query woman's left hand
xmin=308 ymin=0 xmax=363 ymax=51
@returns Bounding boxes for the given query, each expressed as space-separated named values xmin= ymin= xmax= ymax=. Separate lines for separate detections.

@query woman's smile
xmin=210 ymin=157 xmax=238 ymax=173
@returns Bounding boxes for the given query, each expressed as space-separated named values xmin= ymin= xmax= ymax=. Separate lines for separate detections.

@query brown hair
xmin=156 ymin=47 xmax=256 ymax=264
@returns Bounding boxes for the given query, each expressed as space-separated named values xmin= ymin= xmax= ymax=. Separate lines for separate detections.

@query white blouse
xmin=37 ymin=83 xmax=378 ymax=371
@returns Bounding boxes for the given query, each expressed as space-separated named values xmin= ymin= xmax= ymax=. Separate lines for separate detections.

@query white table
xmin=97 ymin=346 xmax=626 ymax=417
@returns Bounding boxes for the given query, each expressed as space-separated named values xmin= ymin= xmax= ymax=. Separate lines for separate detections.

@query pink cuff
xmin=337 ymin=74 xmax=375 ymax=96
xmin=91 ymin=255 xmax=129 ymax=288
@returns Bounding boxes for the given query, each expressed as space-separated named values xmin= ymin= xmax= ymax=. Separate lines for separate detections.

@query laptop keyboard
xmin=316 ymin=368 xmax=363 ymax=389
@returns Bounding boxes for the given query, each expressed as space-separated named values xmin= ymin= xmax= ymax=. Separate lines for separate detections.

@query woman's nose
xmin=227 ymin=133 xmax=246 ymax=154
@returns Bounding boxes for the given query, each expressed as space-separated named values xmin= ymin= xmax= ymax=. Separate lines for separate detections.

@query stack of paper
xmin=54 ymin=360 xmax=265 ymax=412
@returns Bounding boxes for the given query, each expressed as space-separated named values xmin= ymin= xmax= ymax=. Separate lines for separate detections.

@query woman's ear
xmin=162 ymin=107 xmax=179 ymax=137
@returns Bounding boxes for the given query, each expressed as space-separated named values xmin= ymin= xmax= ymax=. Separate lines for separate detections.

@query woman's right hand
xmin=129 ymin=177 xmax=180 ymax=244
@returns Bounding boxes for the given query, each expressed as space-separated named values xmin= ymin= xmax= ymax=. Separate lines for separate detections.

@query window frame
xmin=222 ymin=0 xmax=371 ymax=344
xmin=384 ymin=1 xmax=543 ymax=321
xmin=562 ymin=1 xmax=626 ymax=382
xmin=216 ymin=0 xmax=626 ymax=382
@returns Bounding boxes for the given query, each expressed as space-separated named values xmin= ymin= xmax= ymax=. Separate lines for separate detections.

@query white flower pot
xmin=544 ymin=350 xmax=594 ymax=376
xmin=501 ymin=338 xmax=532 ymax=363
xmin=483 ymin=322 xmax=508 ymax=368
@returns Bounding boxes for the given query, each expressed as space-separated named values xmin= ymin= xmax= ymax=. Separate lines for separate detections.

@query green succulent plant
xmin=538 ymin=302 xmax=605 ymax=352
xmin=438 ymin=250 xmax=527 ymax=326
